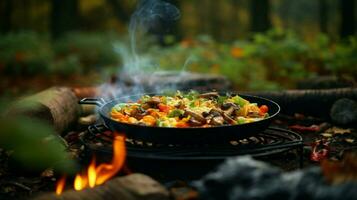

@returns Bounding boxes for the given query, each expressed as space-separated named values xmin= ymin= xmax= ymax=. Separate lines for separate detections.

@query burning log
xmin=7 ymin=87 xmax=80 ymax=134
xmin=245 ymin=88 xmax=357 ymax=118
xmin=33 ymin=174 xmax=169 ymax=200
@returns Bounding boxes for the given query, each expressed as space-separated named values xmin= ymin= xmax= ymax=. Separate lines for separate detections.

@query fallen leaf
xmin=3 ymin=186 xmax=16 ymax=193
xmin=310 ymin=140 xmax=330 ymax=162
xmin=345 ymin=138 xmax=355 ymax=143
xmin=321 ymin=133 xmax=333 ymax=138
xmin=41 ymin=168 xmax=54 ymax=178
xmin=294 ymin=113 xmax=306 ymax=120
xmin=325 ymin=127 xmax=351 ymax=135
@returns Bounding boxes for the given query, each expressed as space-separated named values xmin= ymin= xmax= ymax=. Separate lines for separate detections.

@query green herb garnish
xmin=168 ymin=109 xmax=184 ymax=118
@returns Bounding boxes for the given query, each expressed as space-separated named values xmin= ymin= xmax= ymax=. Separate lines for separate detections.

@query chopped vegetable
xmin=176 ymin=121 xmax=189 ymax=128
xmin=139 ymin=95 xmax=151 ymax=103
xmin=230 ymin=95 xmax=249 ymax=107
xmin=184 ymin=90 xmax=199 ymax=100
xmin=110 ymin=91 xmax=269 ymax=128
xmin=237 ymin=117 xmax=246 ymax=124
xmin=259 ymin=105 xmax=269 ymax=114
xmin=158 ymin=103 xmax=171 ymax=113
xmin=168 ymin=109 xmax=184 ymax=118
xmin=217 ymin=96 xmax=228 ymax=105
xmin=141 ymin=115 xmax=156 ymax=126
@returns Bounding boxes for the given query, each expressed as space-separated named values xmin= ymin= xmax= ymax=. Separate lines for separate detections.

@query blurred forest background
xmin=1 ymin=0 xmax=357 ymax=96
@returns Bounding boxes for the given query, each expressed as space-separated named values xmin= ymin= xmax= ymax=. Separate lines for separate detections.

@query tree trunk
xmin=250 ymin=0 xmax=271 ymax=32
xmin=210 ymin=1 xmax=222 ymax=40
xmin=167 ymin=0 xmax=182 ymax=41
xmin=22 ymin=0 xmax=32 ymax=30
xmin=339 ymin=0 xmax=355 ymax=38
xmin=318 ymin=0 xmax=328 ymax=33
xmin=195 ymin=0 xmax=209 ymax=35
xmin=50 ymin=0 xmax=79 ymax=39
xmin=230 ymin=0 xmax=240 ymax=39
xmin=0 ymin=0 xmax=13 ymax=33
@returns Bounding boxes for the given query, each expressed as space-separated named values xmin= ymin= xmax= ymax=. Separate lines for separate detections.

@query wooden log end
xmin=7 ymin=87 xmax=81 ymax=133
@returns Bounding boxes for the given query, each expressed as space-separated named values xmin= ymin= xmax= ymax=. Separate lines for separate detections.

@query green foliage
xmin=0 ymin=31 xmax=53 ymax=75
xmin=151 ymin=32 xmax=287 ymax=90
xmin=0 ymin=30 xmax=356 ymax=90
xmin=151 ymin=29 xmax=357 ymax=90
xmin=0 ymin=111 xmax=77 ymax=173
xmin=53 ymin=32 xmax=119 ymax=73
xmin=0 ymin=98 xmax=78 ymax=174
xmin=0 ymin=31 xmax=120 ymax=77
xmin=326 ymin=37 xmax=357 ymax=75
xmin=50 ymin=55 xmax=82 ymax=76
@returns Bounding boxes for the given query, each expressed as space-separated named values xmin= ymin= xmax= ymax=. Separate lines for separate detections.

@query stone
xmin=330 ymin=98 xmax=357 ymax=125
xmin=193 ymin=156 xmax=357 ymax=200
xmin=33 ymin=173 xmax=169 ymax=200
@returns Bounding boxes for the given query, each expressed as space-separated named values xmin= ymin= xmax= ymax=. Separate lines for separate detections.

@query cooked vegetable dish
xmin=110 ymin=91 xmax=269 ymax=128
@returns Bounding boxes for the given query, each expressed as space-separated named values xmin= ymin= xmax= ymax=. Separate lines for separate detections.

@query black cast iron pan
xmin=79 ymin=93 xmax=280 ymax=144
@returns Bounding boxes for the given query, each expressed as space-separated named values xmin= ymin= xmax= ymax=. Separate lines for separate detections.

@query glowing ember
xmin=56 ymin=133 xmax=126 ymax=195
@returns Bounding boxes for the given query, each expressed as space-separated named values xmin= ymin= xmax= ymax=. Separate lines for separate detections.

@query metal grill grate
xmin=81 ymin=124 xmax=303 ymax=167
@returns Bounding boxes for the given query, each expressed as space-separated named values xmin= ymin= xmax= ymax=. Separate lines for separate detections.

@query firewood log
xmin=296 ymin=76 xmax=355 ymax=90
xmin=72 ymin=87 xmax=98 ymax=99
xmin=7 ymin=87 xmax=81 ymax=134
xmin=244 ymin=88 xmax=357 ymax=118
xmin=33 ymin=174 xmax=169 ymax=200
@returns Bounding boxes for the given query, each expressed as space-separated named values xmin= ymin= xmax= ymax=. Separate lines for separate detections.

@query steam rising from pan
xmin=100 ymin=0 xmax=182 ymax=100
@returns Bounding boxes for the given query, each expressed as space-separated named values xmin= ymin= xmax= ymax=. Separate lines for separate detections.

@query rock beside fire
xmin=330 ymin=98 xmax=357 ymax=126
xmin=33 ymin=174 xmax=169 ymax=200
xmin=193 ymin=156 xmax=357 ymax=200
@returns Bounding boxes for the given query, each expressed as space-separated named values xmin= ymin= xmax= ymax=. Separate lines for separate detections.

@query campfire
xmin=3 ymin=85 xmax=356 ymax=200
xmin=56 ymin=133 xmax=126 ymax=195
xmin=1 ymin=0 xmax=357 ymax=199
xmin=2 ymin=69 xmax=357 ymax=199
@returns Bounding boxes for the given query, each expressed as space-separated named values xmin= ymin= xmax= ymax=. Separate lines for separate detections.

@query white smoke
xmin=100 ymin=0 xmax=184 ymax=99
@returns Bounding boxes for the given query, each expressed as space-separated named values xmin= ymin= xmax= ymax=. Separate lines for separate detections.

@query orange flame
xmin=55 ymin=132 xmax=126 ymax=195
xmin=55 ymin=176 xmax=66 ymax=195
xmin=87 ymin=158 xmax=97 ymax=188
xmin=74 ymin=174 xmax=87 ymax=191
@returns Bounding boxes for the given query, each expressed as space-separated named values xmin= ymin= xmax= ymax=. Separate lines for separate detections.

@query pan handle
xmin=79 ymin=98 xmax=105 ymax=106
